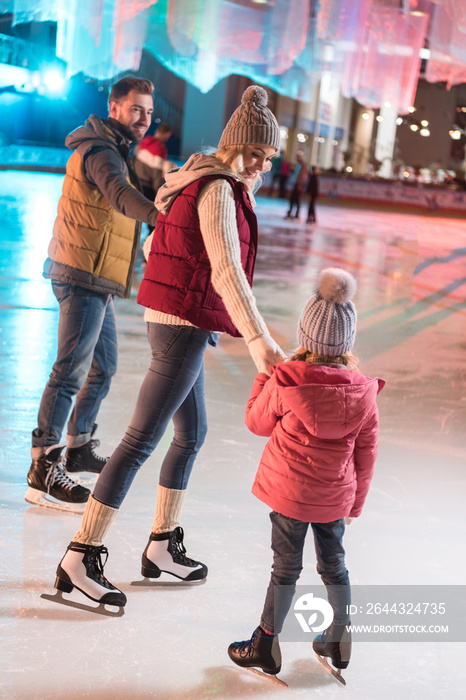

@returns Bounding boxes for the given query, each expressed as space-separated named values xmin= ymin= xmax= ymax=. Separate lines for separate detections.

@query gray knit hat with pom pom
xmin=218 ymin=85 xmax=280 ymax=151
xmin=298 ymin=268 xmax=357 ymax=355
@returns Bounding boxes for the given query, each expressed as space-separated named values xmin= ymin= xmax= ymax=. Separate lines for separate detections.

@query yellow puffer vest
xmin=46 ymin=149 xmax=140 ymax=298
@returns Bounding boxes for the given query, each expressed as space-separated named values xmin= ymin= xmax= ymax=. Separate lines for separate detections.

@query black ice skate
xmin=42 ymin=541 xmax=126 ymax=616
xmin=313 ymin=622 xmax=352 ymax=685
xmin=66 ymin=426 xmax=108 ymax=474
xmin=25 ymin=445 xmax=90 ymax=513
xmin=228 ymin=627 xmax=287 ymax=688
xmin=140 ymin=526 xmax=207 ymax=582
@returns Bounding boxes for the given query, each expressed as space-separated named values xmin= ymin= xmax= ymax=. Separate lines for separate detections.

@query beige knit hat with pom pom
xmin=218 ymin=85 xmax=280 ymax=151
xmin=298 ymin=268 xmax=357 ymax=355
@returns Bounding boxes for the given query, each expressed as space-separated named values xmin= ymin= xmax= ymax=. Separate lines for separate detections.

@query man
xmin=285 ymin=151 xmax=308 ymax=220
xmin=278 ymin=157 xmax=291 ymax=199
xmin=269 ymin=153 xmax=283 ymax=196
xmin=133 ymin=122 xmax=172 ymax=206
xmin=444 ymin=170 xmax=466 ymax=191
xmin=26 ymin=76 xmax=160 ymax=512
xmin=306 ymin=166 xmax=319 ymax=223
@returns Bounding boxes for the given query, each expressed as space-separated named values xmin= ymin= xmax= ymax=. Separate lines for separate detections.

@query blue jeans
xmin=260 ymin=511 xmax=351 ymax=634
xmin=93 ymin=323 xmax=218 ymax=508
xmin=32 ymin=282 xmax=118 ymax=448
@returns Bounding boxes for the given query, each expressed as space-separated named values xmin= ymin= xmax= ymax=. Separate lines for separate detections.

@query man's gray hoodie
xmin=66 ymin=115 xmax=158 ymax=225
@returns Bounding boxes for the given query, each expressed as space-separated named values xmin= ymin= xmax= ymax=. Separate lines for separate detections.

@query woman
xmin=54 ymin=86 xmax=285 ymax=608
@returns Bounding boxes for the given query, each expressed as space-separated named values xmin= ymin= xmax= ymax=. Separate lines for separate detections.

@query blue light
xmin=42 ymin=69 xmax=67 ymax=95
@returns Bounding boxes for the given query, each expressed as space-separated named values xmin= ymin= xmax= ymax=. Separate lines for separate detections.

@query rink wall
xmin=1 ymin=144 xmax=465 ymax=214
xmin=318 ymin=176 xmax=466 ymax=215
xmin=0 ymin=144 xmax=69 ymax=173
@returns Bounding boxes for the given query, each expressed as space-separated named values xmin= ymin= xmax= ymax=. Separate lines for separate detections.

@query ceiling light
xmin=42 ymin=68 xmax=66 ymax=94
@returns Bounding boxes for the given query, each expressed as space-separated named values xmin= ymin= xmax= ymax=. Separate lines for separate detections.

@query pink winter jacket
xmin=246 ymin=361 xmax=385 ymax=523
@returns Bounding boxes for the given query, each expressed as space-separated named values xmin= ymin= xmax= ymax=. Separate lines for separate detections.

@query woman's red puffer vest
xmin=137 ymin=174 xmax=258 ymax=338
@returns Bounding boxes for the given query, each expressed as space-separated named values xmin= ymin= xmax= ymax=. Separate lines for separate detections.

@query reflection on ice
xmin=1 ymin=174 xmax=465 ymax=698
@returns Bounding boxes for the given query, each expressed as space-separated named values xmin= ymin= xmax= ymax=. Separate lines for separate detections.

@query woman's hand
xmin=248 ymin=335 xmax=286 ymax=376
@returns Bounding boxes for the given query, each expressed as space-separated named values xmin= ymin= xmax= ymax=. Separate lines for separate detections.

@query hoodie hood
xmin=155 ymin=153 xmax=252 ymax=216
xmin=65 ymin=115 xmax=128 ymax=158
xmin=273 ymin=362 xmax=384 ymax=440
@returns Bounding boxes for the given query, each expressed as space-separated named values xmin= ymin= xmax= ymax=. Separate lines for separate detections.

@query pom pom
xmin=317 ymin=268 xmax=356 ymax=304
xmin=242 ymin=85 xmax=268 ymax=107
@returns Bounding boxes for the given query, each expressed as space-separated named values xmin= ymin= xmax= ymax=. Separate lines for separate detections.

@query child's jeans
xmin=260 ymin=511 xmax=351 ymax=634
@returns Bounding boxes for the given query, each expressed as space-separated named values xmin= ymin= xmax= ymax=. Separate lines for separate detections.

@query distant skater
xmin=133 ymin=122 xmax=173 ymax=232
xmin=306 ymin=166 xmax=319 ymax=223
xmin=278 ymin=158 xmax=291 ymax=199
xmin=228 ymin=268 xmax=384 ymax=685
xmin=285 ymin=152 xmax=308 ymax=220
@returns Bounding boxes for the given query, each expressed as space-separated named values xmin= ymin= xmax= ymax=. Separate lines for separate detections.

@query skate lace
xmin=89 ymin=439 xmax=107 ymax=464
xmin=231 ymin=631 xmax=258 ymax=658
xmin=45 ymin=459 xmax=80 ymax=492
xmin=171 ymin=527 xmax=195 ymax=565
xmin=87 ymin=545 xmax=111 ymax=584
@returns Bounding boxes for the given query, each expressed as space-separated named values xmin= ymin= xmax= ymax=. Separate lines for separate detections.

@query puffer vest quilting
xmin=137 ymin=175 xmax=258 ymax=337
xmin=45 ymin=149 xmax=140 ymax=298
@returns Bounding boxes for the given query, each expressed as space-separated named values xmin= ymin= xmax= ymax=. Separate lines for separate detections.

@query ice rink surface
xmin=1 ymin=171 xmax=465 ymax=699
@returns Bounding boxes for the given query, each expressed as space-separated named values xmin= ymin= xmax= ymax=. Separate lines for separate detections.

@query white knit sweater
xmin=144 ymin=178 xmax=268 ymax=343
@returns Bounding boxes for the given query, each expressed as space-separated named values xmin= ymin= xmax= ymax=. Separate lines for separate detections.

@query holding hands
xmin=248 ymin=334 xmax=286 ymax=376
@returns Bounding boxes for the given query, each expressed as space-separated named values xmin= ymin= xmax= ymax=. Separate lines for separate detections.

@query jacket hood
xmin=273 ymin=362 xmax=385 ymax=440
xmin=65 ymin=115 xmax=127 ymax=157
xmin=155 ymin=153 xmax=249 ymax=215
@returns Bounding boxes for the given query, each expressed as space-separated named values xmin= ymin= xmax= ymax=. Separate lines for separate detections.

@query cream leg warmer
xmin=152 ymin=485 xmax=186 ymax=534
xmin=73 ymin=495 xmax=119 ymax=546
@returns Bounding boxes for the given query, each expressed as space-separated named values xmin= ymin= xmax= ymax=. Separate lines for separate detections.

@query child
xmin=228 ymin=268 xmax=384 ymax=682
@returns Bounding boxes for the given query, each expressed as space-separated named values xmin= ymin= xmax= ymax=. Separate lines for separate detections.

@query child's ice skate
xmin=228 ymin=627 xmax=288 ymax=688
xmin=313 ymin=622 xmax=351 ymax=685
xmin=41 ymin=541 xmax=126 ymax=617
xmin=140 ymin=526 xmax=207 ymax=582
